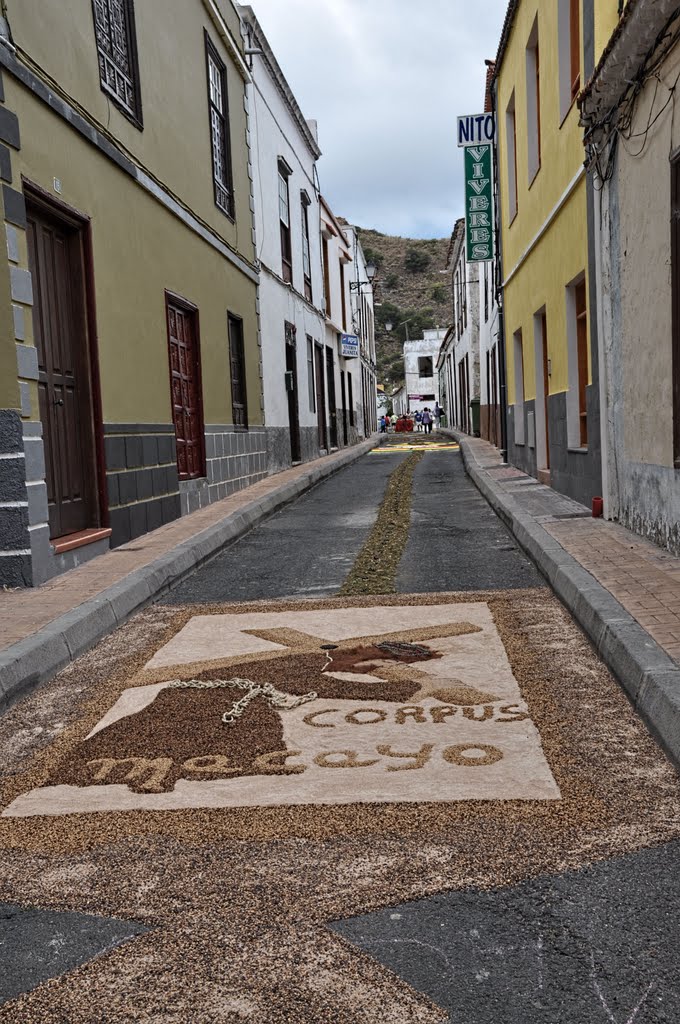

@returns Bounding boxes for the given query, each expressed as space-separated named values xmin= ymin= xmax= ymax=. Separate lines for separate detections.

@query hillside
xmin=357 ymin=228 xmax=451 ymax=389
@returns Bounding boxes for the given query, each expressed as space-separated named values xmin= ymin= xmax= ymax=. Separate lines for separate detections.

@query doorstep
xmin=51 ymin=528 xmax=112 ymax=556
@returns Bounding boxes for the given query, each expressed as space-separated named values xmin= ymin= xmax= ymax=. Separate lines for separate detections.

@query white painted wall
xmin=478 ymin=259 xmax=501 ymax=444
xmin=244 ymin=15 xmax=325 ymax=436
xmin=345 ymin=225 xmax=378 ymax=436
xmin=404 ymin=332 xmax=445 ymax=414
xmin=320 ymin=202 xmax=360 ymax=446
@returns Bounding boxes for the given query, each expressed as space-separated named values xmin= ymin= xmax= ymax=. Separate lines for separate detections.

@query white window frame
xmin=525 ymin=17 xmax=541 ymax=184
xmin=506 ymin=91 xmax=518 ymax=223
xmin=513 ymin=328 xmax=525 ymax=444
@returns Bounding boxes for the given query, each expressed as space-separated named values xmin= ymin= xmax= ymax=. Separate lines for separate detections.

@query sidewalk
xmin=448 ymin=428 xmax=680 ymax=767
xmin=0 ymin=437 xmax=379 ymax=711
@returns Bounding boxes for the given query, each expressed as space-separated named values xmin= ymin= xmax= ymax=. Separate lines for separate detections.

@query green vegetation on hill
xmin=357 ymin=228 xmax=451 ymax=390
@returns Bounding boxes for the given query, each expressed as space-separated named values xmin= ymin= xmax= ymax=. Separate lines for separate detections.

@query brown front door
xmin=541 ymin=312 xmax=550 ymax=469
xmin=27 ymin=201 xmax=98 ymax=539
xmin=326 ymin=346 xmax=338 ymax=448
xmin=285 ymin=323 xmax=301 ymax=463
xmin=315 ymin=343 xmax=327 ymax=450
xmin=166 ymin=296 xmax=205 ymax=479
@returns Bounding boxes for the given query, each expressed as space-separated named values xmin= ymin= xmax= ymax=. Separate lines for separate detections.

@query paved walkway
xmin=0 ymin=445 xmax=372 ymax=655
xmin=460 ymin=433 xmax=680 ymax=665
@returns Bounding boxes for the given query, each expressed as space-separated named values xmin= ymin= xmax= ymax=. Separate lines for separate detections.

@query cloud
xmin=246 ymin=0 xmax=507 ymax=238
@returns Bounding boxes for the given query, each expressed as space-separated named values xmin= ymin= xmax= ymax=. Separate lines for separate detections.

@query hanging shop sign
xmin=341 ymin=334 xmax=359 ymax=358
xmin=457 ymin=112 xmax=495 ymax=148
xmin=464 ymin=144 xmax=494 ymax=263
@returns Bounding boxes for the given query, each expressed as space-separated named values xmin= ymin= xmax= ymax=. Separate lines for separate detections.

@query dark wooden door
xmin=285 ymin=324 xmax=301 ymax=463
xmin=27 ymin=204 xmax=97 ymax=539
xmin=491 ymin=345 xmax=499 ymax=446
xmin=541 ymin=312 xmax=550 ymax=468
xmin=166 ymin=298 xmax=204 ymax=479
xmin=340 ymin=370 xmax=348 ymax=445
xmin=315 ymin=344 xmax=327 ymax=450
xmin=326 ymin=346 xmax=338 ymax=448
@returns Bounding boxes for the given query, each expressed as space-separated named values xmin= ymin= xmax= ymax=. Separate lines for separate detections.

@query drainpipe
xmin=0 ymin=0 xmax=14 ymax=51
xmin=593 ymin=171 xmax=610 ymax=518
xmin=491 ymin=74 xmax=508 ymax=464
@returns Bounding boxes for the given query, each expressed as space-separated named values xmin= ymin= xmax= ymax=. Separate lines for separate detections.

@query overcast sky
xmin=248 ymin=0 xmax=507 ymax=240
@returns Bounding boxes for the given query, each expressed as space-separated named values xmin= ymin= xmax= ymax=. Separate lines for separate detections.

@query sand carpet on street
xmin=1 ymin=591 xmax=679 ymax=1022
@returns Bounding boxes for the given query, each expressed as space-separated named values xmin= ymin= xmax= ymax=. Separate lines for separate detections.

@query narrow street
xmin=1 ymin=436 xmax=680 ymax=1023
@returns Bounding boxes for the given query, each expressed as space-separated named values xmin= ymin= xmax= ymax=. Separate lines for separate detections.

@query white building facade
xmin=318 ymin=198 xmax=361 ymax=451
xmin=440 ymin=221 xmax=481 ymax=436
xmin=343 ymin=225 xmax=378 ymax=437
xmin=580 ymin=2 xmax=680 ymax=550
xmin=241 ymin=7 xmax=327 ymax=471
xmin=479 ymin=255 xmax=501 ymax=447
xmin=404 ymin=331 xmax=446 ymax=416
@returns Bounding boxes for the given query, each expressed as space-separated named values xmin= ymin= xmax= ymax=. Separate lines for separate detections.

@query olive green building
xmin=0 ymin=0 xmax=264 ymax=586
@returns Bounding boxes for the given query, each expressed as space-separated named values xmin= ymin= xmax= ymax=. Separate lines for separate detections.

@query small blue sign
xmin=341 ymin=334 xmax=359 ymax=358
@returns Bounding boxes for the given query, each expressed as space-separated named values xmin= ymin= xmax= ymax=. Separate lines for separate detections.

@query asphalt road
xmin=165 ymin=447 xmax=542 ymax=603
xmin=163 ymin=448 xmax=407 ymax=603
xmin=398 ymin=450 xmax=543 ymax=592
xmin=334 ymin=840 xmax=680 ymax=1023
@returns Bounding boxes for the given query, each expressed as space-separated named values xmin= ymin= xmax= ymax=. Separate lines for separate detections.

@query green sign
xmin=464 ymin=145 xmax=494 ymax=263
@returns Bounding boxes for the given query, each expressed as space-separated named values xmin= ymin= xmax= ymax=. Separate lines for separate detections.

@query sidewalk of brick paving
xmin=446 ymin=428 xmax=680 ymax=767
xmin=0 ymin=437 xmax=378 ymax=710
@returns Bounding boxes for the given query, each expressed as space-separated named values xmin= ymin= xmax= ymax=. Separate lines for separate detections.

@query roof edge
xmin=238 ymin=5 xmax=321 ymax=160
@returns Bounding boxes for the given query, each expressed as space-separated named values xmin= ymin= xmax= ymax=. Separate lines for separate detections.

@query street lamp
xmin=385 ymin=318 xmax=415 ymax=342
xmin=349 ymin=260 xmax=378 ymax=291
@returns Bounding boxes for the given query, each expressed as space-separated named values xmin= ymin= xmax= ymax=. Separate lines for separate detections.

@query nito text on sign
xmin=457 ymin=112 xmax=495 ymax=148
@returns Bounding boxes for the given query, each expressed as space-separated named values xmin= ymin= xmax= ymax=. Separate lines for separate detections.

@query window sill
xmin=100 ymin=85 xmax=143 ymax=131
xmin=528 ymin=163 xmax=541 ymax=190
xmin=215 ymin=203 xmax=236 ymax=225
xmin=567 ymin=446 xmax=589 ymax=454
xmin=559 ymin=94 xmax=579 ymax=130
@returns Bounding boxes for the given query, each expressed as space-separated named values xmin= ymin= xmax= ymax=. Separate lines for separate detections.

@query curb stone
xmin=447 ymin=428 xmax=680 ymax=770
xmin=0 ymin=437 xmax=381 ymax=714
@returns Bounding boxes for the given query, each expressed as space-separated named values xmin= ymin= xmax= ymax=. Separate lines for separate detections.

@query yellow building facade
xmin=0 ymin=0 xmax=265 ymax=586
xmin=495 ymin=0 xmax=621 ymax=505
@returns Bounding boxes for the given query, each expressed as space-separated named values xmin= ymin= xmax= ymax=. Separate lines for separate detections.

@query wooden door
xmin=326 ymin=346 xmax=338 ymax=448
xmin=315 ymin=344 xmax=327 ymax=449
xmin=285 ymin=324 xmax=301 ymax=463
xmin=340 ymin=370 xmax=348 ymax=445
xmin=541 ymin=312 xmax=550 ymax=468
xmin=575 ymin=280 xmax=588 ymax=447
xmin=27 ymin=203 xmax=98 ymax=539
xmin=491 ymin=345 xmax=499 ymax=447
xmin=166 ymin=297 xmax=204 ymax=479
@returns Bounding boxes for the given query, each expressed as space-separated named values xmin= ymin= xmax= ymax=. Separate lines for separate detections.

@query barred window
xmin=92 ymin=0 xmax=142 ymax=126
xmin=301 ymin=192 xmax=312 ymax=302
xmin=206 ymin=34 xmax=234 ymax=218
xmin=278 ymin=160 xmax=292 ymax=283
xmin=228 ymin=313 xmax=248 ymax=430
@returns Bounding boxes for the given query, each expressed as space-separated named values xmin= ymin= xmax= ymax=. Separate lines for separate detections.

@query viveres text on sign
xmin=465 ymin=145 xmax=494 ymax=263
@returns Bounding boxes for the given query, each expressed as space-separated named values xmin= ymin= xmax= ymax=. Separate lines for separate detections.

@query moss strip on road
xmin=339 ymin=451 xmax=423 ymax=596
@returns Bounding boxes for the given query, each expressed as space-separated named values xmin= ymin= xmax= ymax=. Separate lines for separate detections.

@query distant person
xmin=380 ymin=415 xmax=387 ymax=433
xmin=434 ymin=403 xmax=443 ymax=429
xmin=414 ymin=410 xmax=423 ymax=432
xmin=422 ymin=407 xmax=432 ymax=434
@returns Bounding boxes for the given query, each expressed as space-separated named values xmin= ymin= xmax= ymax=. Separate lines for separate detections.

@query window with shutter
xmin=205 ymin=34 xmax=235 ymax=218
xmin=91 ymin=0 xmax=142 ymax=125
xmin=228 ymin=313 xmax=248 ymax=430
